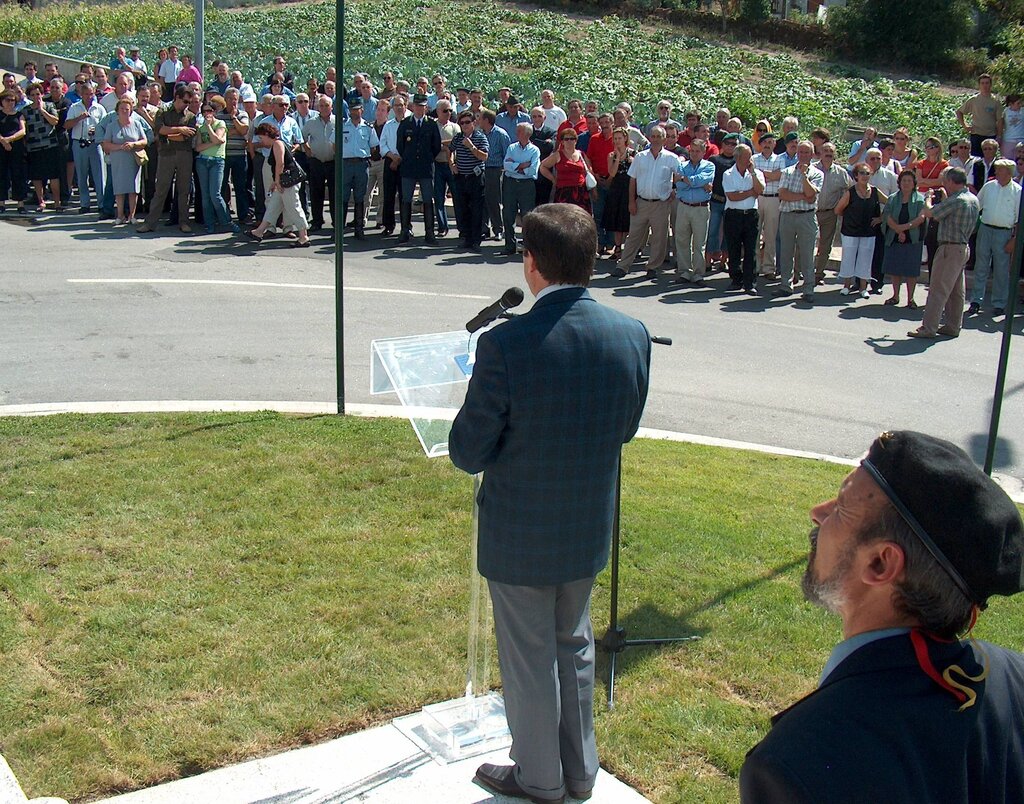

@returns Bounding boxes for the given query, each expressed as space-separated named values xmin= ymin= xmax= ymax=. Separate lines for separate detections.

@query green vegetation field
xmin=1 ymin=413 xmax=1021 ymax=803
xmin=15 ymin=0 xmax=966 ymax=143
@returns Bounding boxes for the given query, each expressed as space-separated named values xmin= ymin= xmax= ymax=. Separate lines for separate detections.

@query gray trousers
xmin=501 ymin=177 xmax=535 ymax=251
xmin=971 ymin=223 xmax=1013 ymax=308
xmin=485 ymin=166 xmax=503 ymax=235
xmin=488 ymin=576 xmax=599 ymax=801
xmin=779 ymin=210 xmax=819 ymax=295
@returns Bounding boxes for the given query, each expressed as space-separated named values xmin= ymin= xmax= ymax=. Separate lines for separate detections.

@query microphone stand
xmin=598 ymin=334 xmax=698 ymax=709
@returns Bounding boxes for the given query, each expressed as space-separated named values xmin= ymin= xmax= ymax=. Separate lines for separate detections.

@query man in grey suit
xmin=449 ymin=203 xmax=651 ymax=803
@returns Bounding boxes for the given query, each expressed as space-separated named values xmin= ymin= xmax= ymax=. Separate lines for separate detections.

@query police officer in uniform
xmin=393 ymin=93 xmax=441 ymax=245
xmin=341 ymin=98 xmax=377 ymax=240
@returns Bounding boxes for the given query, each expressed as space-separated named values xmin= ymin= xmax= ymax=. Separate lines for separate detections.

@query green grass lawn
xmin=1 ymin=413 xmax=1020 ymax=803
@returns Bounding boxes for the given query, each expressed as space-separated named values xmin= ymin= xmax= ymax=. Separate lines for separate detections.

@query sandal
xmin=884 ymin=296 xmax=900 ymax=306
xmin=290 ymin=240 xmax=311 ymax=249
xmin=907 ymin=299 xmax=918 ymax=309
xmin=245 ymin=229 xmax=264 ymax=242
xmin=611 ymin=246 xmax=622 ymax=260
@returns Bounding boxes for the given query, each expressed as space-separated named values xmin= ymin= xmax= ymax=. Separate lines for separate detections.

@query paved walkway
xmin=95 ymin=721 xmax=647 ymax=804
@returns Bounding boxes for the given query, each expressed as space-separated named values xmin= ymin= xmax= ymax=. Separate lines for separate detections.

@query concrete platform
xmin=96 ymin=721 xmax=649 ymax=804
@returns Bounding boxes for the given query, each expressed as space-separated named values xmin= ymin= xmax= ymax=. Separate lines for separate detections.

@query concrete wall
xmin=0 ymin=40 xmax=105 ymax=83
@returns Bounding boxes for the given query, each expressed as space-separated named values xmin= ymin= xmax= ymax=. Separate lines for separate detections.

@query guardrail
xmin=1 ymin=40 xmax=105 ymax=84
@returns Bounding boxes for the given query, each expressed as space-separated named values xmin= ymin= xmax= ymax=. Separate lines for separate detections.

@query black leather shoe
xmin=567 ymin=786 xmax=593 ymax=801
xmin=474 ymin=763 xmax=565 ymax=803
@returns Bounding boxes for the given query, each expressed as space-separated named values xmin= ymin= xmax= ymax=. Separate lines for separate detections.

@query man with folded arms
xmin=741 ymin=429 xmax=1024 ymax=804
xmin=813 ymin=141 xmax=853 ymax=284
xmin=752 ymin=132 xmax=784 ymax=278
xmin=775 ymin=140 xmax=824 ymax=303
xmin=609 ymin=125 xmax=680 ymax=280
xmin=722 ymin=143 xmax=765 ymax=294
xmin=500 ymin=122 xmax=540 ymax=256
xmin=672 ymin=137 xmax=715 ymax=286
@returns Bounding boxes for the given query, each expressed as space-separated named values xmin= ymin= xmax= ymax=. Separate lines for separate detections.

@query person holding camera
xmin=449 ymin=109 xmax=488 ymax=251
xmin=63 ymin=81 xmax=106 ymax=213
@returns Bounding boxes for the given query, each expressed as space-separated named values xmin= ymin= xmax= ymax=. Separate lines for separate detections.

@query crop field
xmin=22 ymin=0 xmax=966 ymax=143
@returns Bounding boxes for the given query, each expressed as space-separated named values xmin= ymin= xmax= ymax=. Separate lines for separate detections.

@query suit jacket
xmin=448 ymin=287 xmax=650 ymax=586
xmin=740 ymin=634 xmax=1024 ymax=804
xmin=397 ymin=114 xmax=441 ymax=179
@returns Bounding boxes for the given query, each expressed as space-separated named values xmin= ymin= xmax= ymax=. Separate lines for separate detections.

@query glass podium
xmin=370 ymin=330 xmax=511 ymax=763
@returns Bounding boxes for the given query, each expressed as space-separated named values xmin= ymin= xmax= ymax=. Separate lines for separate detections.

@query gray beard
xmin=801 ymin=525 xmax=853 ymax=615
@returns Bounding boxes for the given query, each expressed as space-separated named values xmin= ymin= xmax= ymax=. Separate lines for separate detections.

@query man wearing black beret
xmin=741 ymin=430 xmax=1024 ymax=804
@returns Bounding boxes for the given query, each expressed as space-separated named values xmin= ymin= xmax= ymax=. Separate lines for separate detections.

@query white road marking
xmin=66 ymin=278 xmax=490 ymax=300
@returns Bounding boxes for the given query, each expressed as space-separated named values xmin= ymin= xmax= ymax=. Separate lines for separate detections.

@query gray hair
xmin=734 ymin=143 xmax=752 ymax=159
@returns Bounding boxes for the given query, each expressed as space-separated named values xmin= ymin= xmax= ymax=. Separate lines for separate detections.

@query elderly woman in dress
xmin=881 ymin=169 xmax=927 ymax=308
xmin=101 ymin=95 xmax=149 ymax=224
xmin=246 ymin=122 xmax=310 ymax=247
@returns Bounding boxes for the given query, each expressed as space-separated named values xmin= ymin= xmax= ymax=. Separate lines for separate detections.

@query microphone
xmin=466 ymin=287 xmax=525 ymax=333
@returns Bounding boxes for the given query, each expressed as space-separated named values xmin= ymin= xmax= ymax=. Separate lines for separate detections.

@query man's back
xmin=449 ymin=287 xmax=649 ymax=586
xmin=740 ymin=634 xmax=1024 ymax=804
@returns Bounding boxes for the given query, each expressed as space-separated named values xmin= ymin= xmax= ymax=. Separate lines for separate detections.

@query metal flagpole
xmin=983 ymin=185 xmax=1024 ymax=475
xmin=335 ymin=0 xmax=346 ymax=415
xmin=194 ymin=0 xmax=204 ymax=78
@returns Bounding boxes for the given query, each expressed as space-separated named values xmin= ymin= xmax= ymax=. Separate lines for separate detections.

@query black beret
xmin=348 ymin=97 xmax=363 ymax=109
xmin=758 ymin=131 xmax=777 ymax=141
xmin=506 ymin=95 xmax=520 ymax=106
xmin=861 ymin=431 xmax=1024 ymax=607
xmin=411 ymin=93 xmax=428 ymax=105
xmin=783 ymin=131 xmax=799 ymax=143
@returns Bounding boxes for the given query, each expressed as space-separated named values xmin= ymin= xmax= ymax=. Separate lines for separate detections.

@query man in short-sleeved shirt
xmin=957 ymin=74 xmax=1003 ymax=157
xmin=776 ymin=140 xmax=825 ymax=301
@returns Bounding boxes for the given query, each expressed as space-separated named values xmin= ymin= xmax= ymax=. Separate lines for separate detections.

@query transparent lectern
xmin=370 ymin=330 xmax=511 ymax=763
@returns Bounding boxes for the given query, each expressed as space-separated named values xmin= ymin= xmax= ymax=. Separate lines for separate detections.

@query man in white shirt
xmin=610 ymin=125 xmax=680 ymax=280
xmin=752 ymin=132 xmax=785 ymax=277
xmin=969 ymin=159 xmax=1020 ymax=317
xmin=539 ymin=89 xmax=566 ymax=131
xmin=158 ymin=45 xmax=183 ymax=101
xmin=378 ymin=93 xmax=408 ymax=236
xmin=866 ymin=148 xmax=898 ymax=195
xmin=722 ymin=143 xmax=766 ymax=294
xmin=64 ymin=81 xmax=107 ymax=212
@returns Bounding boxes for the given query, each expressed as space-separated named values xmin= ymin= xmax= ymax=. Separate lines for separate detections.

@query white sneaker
xmin=859 ymin=290 xmax=870 ymax=299
xmin=114 ymin=217 xmax=125 ymax=226
xmin=840 ymin=287 xmax=851 ymax=296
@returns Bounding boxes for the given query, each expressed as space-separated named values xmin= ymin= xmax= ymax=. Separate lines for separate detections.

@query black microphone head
xmin=502 ymin=287 xmax=525 ymax=308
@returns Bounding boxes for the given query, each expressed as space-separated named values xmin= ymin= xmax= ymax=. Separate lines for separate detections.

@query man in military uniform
xmin=741 ymin=430 xmax=1024 ymax=804
xmin=340 ymin=98 xmax=377 ymax=241
xmin=393 ymin=93 xmax=441 ymax=245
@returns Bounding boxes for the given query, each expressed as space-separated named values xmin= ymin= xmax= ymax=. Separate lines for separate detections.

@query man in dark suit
xmin=394 ymin=92 xmax=441 ymax=244
xmin=740 ymin=430 xmax=1024 ymax=804
xmin=449 ymin=204 xmax=651 ymax=804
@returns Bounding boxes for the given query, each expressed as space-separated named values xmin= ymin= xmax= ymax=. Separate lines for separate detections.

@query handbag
xmin=133 ymin=148 xmax=149 ymax=167
xmin=585 ymin=170 xmax=597 ymax=190
xmin=279 ymin=155 xmax=306 ymax=189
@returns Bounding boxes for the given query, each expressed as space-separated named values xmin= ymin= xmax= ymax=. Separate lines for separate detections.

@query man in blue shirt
xmin=480 ymin=109 xmax=510 ymax=242
xmin=501 ymin=122 xmax=540 ymax=255
xmin=495 ymin=95 xmax=530 ymax=142
xmin=341 ymin=98 xmax=378 ymax=240
xmin=672 ymin=138 xmax=716 ymax=286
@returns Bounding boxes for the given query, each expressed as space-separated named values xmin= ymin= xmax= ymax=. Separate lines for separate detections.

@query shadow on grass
xmin=0 ymin=413 xmax=289 ymax=472
xmin=596 ymin=554 xmax=806 ymax=683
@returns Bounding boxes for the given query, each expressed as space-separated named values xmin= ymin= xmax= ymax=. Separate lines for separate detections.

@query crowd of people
xmin=0 ymin=51 xmax=1022 ymax=326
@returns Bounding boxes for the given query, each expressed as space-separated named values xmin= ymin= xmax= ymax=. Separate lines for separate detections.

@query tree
xmin=827 ymin=0 xmax=974 ymax=69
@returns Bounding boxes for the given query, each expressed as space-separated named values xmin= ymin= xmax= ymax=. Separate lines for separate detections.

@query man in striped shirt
xmin=450 ymin=110 xmax=489 ymax=251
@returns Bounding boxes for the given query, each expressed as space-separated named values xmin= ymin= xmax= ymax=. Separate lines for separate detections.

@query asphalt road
xmin=3 ymin=210 xmax=1023 ymax=480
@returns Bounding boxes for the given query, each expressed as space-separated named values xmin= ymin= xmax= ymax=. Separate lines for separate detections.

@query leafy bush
xmin=740 ymin=0 xmax=773 ymax=23
xmin=0 ymin=0 xmax=193 ymax=44
xmin=828 ymin=0 xmax=974 ymax=70
xmin=992 ymin=23 xmax=1024 ymax=94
